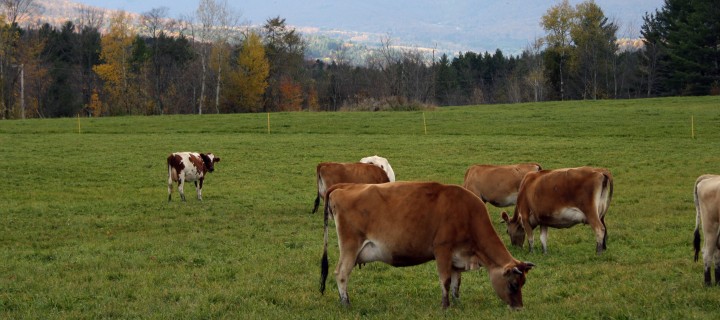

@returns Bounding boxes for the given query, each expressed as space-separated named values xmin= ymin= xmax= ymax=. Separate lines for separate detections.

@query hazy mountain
xmin=43 ymin=0 xmax=663 ymax=55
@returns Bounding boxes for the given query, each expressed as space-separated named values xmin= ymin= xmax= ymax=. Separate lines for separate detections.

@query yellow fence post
xmin=422 ymin=112 xmax=427 ymax=135
xmin=691 ymin=115 xmax=695 ymax=139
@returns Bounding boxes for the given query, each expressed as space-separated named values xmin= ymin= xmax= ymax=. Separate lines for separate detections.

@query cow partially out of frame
xmin=693 ymin=174 xmax=720 ymax=286
xmin=167 ymin=152 xmax=220 ymax=202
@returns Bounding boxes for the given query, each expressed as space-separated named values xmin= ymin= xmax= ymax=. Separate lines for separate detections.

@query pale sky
xmin=68 ymin=0 xmax=665 ymax=53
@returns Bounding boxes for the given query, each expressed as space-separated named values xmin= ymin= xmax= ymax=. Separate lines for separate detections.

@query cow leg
xmin=601 ymin=215 xmax=608 ymax=250
xmin=587 ymin=213 xmax=606 ymax=255
xmin=704 ymin=265 xmax=712 ymax=286
xmin=450 ymin=270 xmax=461 ymax=300
xmin=522 ymin=220 xmax=535 ymax=253
xmin=334 ymin=238 xmax=360 ymax=307
xmin=704 ymin=234 xmax=720 ymax=286
xmin=178 ymin=177 xmax=186 ymax=201
xmin=167 ymin=176 xmax=173 ymax=202
xmin=434 ymin=249 xmax=453 ymax=309
xmin=196 ymin=178 xmax=204 ymax=201
xmin=540 ymin=226 xmax=549 ymax=254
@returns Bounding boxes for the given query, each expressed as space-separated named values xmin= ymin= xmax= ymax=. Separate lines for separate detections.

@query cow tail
xmin=320 ymin=189 xmax=332 ymax=294
xmin=600 ymin=172 xmax=614 ymax=249
xmin=694 ymin=178 xmax=702 ymax=262
xmin=312 ymin=170 xmax=324 ymax=214
xmin=167 ymin=156 xmax=174 ymax=201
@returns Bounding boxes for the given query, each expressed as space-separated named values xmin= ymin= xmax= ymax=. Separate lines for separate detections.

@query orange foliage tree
xmin=278 ymin=76 xmax=303 ymax=111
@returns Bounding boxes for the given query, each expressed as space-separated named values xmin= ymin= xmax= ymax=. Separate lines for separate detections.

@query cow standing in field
xmin=463 ymin=163 xmax=542 ymax=207
xmin=320 ymin=181 xmax=534 ymax=310
xmin=312 ymin=155 xmax=395 ymax=213
xmin=167 ymin=152 xmax=220 ymax=202
xmin=501 ymin=167 xmax=613 ymax=255
xmin=693 ymin=174 xmax=720 ymax=286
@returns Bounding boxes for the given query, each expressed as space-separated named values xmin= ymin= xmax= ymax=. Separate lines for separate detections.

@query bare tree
xmin=77 ymin=5 xmax=105 ymax=31
xmin=195 ymin=0 xmax=241 ymax=114
xmin=524 ymin=38 xmax=547 ymax=102
xmin=1 ymin=0 xmax=40 ymax=25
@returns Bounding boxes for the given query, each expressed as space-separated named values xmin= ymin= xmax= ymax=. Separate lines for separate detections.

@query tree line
xmin=0 ymin=0 xmax=717 ymax=119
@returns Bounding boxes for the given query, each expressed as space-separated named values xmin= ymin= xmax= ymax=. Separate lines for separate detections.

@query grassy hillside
xmin=1 ymin=96 xmax=720 ymax=319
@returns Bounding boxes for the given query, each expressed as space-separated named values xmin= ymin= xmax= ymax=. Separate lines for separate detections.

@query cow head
xmin=501 ymin=211 xmax=525 ymax=247
xmin=201 ymin=153 xmax=221 ymax=172
xmin=359 ymin=155 xmax=396 ymax=181
xmin=489 ymin=261 xmax=534 ymax=310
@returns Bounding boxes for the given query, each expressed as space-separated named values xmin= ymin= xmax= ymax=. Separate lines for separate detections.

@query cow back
xmin=463 ymin=163 xmax=541 ymax=205
xmin=317 ymin=162 xmax=390 ymax=188
xmin=327 ymin=182 xmax=511 ymax=265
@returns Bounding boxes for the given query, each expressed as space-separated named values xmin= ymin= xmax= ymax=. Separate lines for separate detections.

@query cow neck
xmin=471 ymin=211 xmax=516 ymax=269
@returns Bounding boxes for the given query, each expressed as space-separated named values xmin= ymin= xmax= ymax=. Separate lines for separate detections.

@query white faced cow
xmin=167 ymin=152 xmax=220 ymax=202
xmin=320 ymin=181 xmax=534 ymax=310
xmin=693 ymin=174 xmax=720 ymax=286
xmin=312 ymin=156 xmax=395 ymax=213
xmin=501 ymin=167 xmax=613 ymax=255
xmin=463 ymin=163 xmax=542 ymax=207
xmin=360 ymin=155 xmax=396 ymax=182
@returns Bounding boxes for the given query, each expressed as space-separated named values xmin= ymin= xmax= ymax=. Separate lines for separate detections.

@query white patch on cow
xmin=548 ymin=207 xmax=586 ymax=228
xmin=499 ymin=192 xmax=518 ymax=207
xmin=360 ymin=155 xmax=396 ymax=182
xmin=357 ymin=240 xmax=391 ymax=264
xmin=452 ymin=250 xmax=481 ymax=270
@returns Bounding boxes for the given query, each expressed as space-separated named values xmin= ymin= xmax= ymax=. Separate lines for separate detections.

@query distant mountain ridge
xmin=37 ymin=0 xmax=661 ymax=56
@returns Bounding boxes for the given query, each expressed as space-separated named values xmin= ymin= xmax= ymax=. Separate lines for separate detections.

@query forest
xmin=0 ymin=0 xmax=718 ymax=119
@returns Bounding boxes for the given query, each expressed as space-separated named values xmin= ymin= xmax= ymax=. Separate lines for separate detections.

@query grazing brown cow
xmin=320 ymin=181 xmax=534 ymax=310
xmin=501 ymin=167 xmax=613 ymax=255
xmin=463 ymin=163 xmax=542 ymax=207
xmin=167 ymin=152 xmax=220 ymax=201
xmin=311 ymin=159 xmax=393 ymax=213
xmin=693 ymin=174 xmax=720 ymax=286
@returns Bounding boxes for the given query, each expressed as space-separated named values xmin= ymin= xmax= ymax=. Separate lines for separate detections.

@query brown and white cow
xmin=312 ymin=156 xmax=395 ymax=213
xmin=463 ymin=163 xmax=542 ymax=207
xmin=320 ymin=181 xmax=534 ymax=310
xmin=501 ymin=167 xmax=613 ymax=255
xmin=167 ymin=152 xmax=220 ymax=202
xmin=693 ymin=174 xmax=720 ymax=286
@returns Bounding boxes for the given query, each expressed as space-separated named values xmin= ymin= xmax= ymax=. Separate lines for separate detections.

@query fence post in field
xmin=423 ymin=112 xmax=427 ymax=135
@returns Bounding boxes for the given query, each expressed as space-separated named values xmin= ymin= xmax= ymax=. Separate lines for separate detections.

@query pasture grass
xmin=1 ymin=96 xmax=720 ymax=319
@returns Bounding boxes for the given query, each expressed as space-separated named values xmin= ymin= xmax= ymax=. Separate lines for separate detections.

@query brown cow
xmin=463 ymin=163 xmax=542 ymax=207
xmin=693 ymin=174 xmax=720 ymax=286
xmin=320 ymin=181 xmax=534 ymax=310
xmin=501 ymin=167 xmax=613 ymax=255
xmin=311 ymin=161 xmax=391 ymax=213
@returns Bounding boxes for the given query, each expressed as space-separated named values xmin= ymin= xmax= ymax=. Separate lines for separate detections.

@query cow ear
xmin=200 ymin=153 xmax=210 ymax=164
xmin=501 ymin=211 xmax=510 ymax=223
xmin=214 ymin=157 xmax=220 ymax=163
xmin=523 ymin=262 xmax=535 ymax=271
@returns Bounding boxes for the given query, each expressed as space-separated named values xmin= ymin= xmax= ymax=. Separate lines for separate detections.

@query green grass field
xmin=1 ymin=96 xmax=720 ymax=319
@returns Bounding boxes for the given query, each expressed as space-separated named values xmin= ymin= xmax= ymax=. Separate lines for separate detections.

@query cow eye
xmin=508 ymin=282 xmax=519 ymax=294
